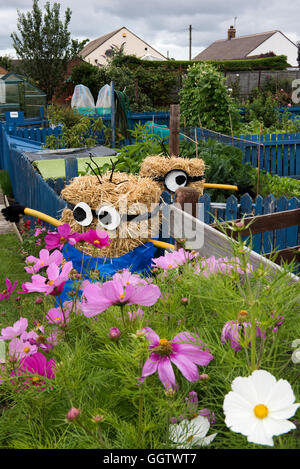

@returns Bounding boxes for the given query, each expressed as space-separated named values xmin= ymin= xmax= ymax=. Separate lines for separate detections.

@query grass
xmin=33 ymin=156 xmax=118 ymax=180
xmin=0 ymin=171 xmax=13 ymax=198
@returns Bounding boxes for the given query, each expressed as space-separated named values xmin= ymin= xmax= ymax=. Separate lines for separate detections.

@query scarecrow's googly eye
xmin=164 ymin=170 xmax=188 ymax=192
xmin=73 ymin=202 xmax=93 ymax=226
xmin=97 ymin=205 xmax=121 ymax=231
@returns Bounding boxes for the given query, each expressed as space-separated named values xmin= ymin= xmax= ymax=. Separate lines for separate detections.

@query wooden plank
xmin=265 ymin=245 xmax=300 ymax=264
xmin=275 ymin=196 xmax=288 ymax=250
xmin=251 ymin=134 xmax=258 ymax=168
xmin=296 ymin=134 xmax=300 ymax=176
xmin=229 ymin=207 xmax=300 ymax=236
xmin=199 ymin=193 xmax=212 ymax=225
xmin=271 ymin=133 xmax=277 ymax=175
xmin=169 ymin=104 xmax=180 ymax=157
xmin=262 ymin=194 xmax=276 ymax=253
xmin=65 ymin=157 xmax=78 ymax=184
xmin=167 ymin=203 xmax=299 ymax=282
xmin=225 ymin=194 xmax=238 ymax=221
xmin=264 ymin=133 xmax=270 ymax=172
xmin=290 ymin=134 xmax=296 ymax=177
xmin=277 ymin=135 xmax=283 ymax=176
xmin=283 ymin=133 xmax=290 ymax=176
xmin=286 ymin=197 xmax=300 ymax=248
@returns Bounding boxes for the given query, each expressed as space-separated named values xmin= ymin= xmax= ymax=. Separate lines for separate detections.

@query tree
xmin=0 ymin=55 xmax=12 ymax=71
xmin=11 ymin=0 xmax=88 ymax=101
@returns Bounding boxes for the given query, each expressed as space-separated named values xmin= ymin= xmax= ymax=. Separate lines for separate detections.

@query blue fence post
xmin=275 ymin=196 xmax=288 ymax=251
xmin=262 ymin=194 xmax=276 ymax=254
xmin=286 ymin=197 xmax=300 ymax=248
xmin=225 ymin=194 xmax=238 ymax=221
xmin=65 ymin=157 xmax=78 ymax=184
xmin=252 ymin=195 xmax=263 ymax=253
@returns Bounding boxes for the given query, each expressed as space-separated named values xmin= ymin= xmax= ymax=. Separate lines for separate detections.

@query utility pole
xmin=189 ymin=25 xmax=192 ymax=60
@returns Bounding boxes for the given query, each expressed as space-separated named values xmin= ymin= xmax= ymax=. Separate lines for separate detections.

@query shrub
xmin=179 ymin=62 xmax=240 ymax=133
xmin=44 ymin=104 xmax=104 ymax=149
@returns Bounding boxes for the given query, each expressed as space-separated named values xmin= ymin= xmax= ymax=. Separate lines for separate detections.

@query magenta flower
xmin=152 ymin=249 xmax=197 ymax=271
xmin=81 ymin=278 xmax=160 ymax=318
xmin=221 ymin=320 xmax=263 ymax=352
xmin=9 ymin=337 xmax=38 ymax=360
xmin=109 ymin=327 xmax=121 ymax=340
xmin=12 ymin=352 xmax=56 ymax=389
xmin=22 ymin=261 xmax=73 ymax=296
xmin=75 ymin=229 xmax=110 ymax=249
xmin=0 ymin=317 xmax=28 ymax=341
xmin=45 ymin=224 xmax=78 ymax=251
xmin=25 ymin=249 xmax=63 ymax=274
xmin=0 ymin=278 xmax=17 ymax=301
xmin=141 ymin=328 xmax=214 ymax=389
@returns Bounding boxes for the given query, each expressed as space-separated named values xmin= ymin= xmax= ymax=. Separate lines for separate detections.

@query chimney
xmin=227 ymin=25 xmax=236 ymax=40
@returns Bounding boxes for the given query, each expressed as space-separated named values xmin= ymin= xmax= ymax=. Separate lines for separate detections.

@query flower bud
xmin=92 ymin=415 xmax=104 ymax=423
xmin=35 ymin=297 xmax=43 ymax=304
xmin=109 ymin=327 xmax=121 ymax=340
xmin=181 ymin=297 xmax=189 ymax=305
xmin=199 ymin=373 xmax=209 ymax=381
xmin=66 ymin=407 xmax=80 ymax=421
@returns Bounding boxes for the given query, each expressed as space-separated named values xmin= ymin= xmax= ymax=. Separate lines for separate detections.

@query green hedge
xmin=120 ymin=55 xmax=289 ymax=71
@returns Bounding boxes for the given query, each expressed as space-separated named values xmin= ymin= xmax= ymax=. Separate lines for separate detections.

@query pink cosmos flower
xmin=9 ymin=337 xmax=38 ymax=360
xmin=152 ymin=249 xmax=197 ymax=271
xmin=25 ymin=249 xmax=63 ymax=274
xmin=12 ymin=352 xmax=56 ymax=389
xmin=0 ymin=278 xmax=18 ymax=301
xmin=195 ymin=256 xmax=253 ymax=277
xmin=46 ymin=305 xmax=70 ymax=324
xmin=45 ymin=224 xmax=78 ymax=251
xmin=113 ymin=269 xmax=149 ymax=287
xmin=221 ymin=320 xmax=263 ymax=351
xmin=81 ymin=278 xmax=161 ymax=318
xmin=141 ymin=328 xmax=214 ymax=389
xmin=0 ymin=317 xmax=28 ymax=341
xmin=75 ymin=229 xmax=110 ymax=249
xmin=22 ymin=261 xmax=73 ymax=296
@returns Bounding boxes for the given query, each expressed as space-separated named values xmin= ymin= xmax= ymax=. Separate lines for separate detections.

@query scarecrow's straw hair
xmin=61 ymin=173 xmax=161 ymax=210
xmin=139 ymin=155 xmax=205 ymax=194
xmin=60 ymin=171 xmax=162 ymax=259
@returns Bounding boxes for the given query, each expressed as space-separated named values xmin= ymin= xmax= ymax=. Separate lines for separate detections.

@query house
xmin=79 ymin=26 xmax=167 ymax=66
xmin=193 ymin=27 xmax=298 ymax=67
xmin=0 ymin=66 xmax=8 ymax=78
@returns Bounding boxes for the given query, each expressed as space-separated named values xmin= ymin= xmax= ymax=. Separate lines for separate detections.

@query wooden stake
xmin=169 ymin=104 xmax=180 ymax=157
xmin=229 ymin=112 xmax=234 ymax=145
xmin=194 ymin=127 xmax=198 ymax=158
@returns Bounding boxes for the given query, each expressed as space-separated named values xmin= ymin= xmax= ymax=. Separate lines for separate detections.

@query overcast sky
xmin=1 ymin=0 xmax=300 ymax=60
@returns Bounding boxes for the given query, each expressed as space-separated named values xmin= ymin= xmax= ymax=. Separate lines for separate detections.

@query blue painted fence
xmin=200 ymin=192 xmax=300 ymax=254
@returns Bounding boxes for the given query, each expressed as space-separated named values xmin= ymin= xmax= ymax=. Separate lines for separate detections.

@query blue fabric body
xmin=58 ymin=241 xmax=158 ymax=304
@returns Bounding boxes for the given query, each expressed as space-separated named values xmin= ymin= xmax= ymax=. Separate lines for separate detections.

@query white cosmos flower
xmin=169 ymin=415 xmax=217 ymax=449
xmin=223 ymin=369 xmax=300 ymax=447
xmin=292 ymin=348 xmax=300 ymax=364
